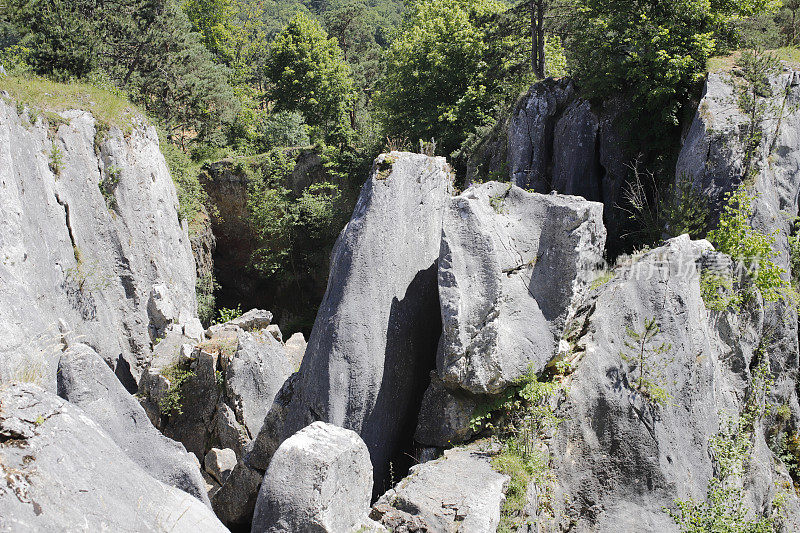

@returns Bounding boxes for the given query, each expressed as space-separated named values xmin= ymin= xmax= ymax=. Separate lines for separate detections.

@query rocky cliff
xmin=4 ymin=67 xmax=800 ymax=533
xmin=0 ymin=97 xmax=199 ymax=390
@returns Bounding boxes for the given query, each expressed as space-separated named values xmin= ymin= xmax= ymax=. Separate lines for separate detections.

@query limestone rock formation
xmin=470 ymin=78 xmax=628 ymax=246
xmin=436 ymin=182 xmax=605 ymax=394
xmin=535 ymin=236 xmax=800 ymax=531
xmin=371 ymin=442 xmax=509 ymax=532
xmin=56 ymin=343 xmax=211 ymax=506
xmin=0 ymin=383 xmax=228 ymax=532
xmin=281 ymin=152 xmax=453 ymax=492
xmin=251 ymin=421 xmax=373 ymax=533
xmin=676 ymin=69 xmax=800 ymax=435
xmin=0 ymin=99 xmax=197 ymax=389
xmin=138 ymin=308 xmax=296 ymax=527
xmin=507 ymin=78 xmax=576 ymax=189
xmin=505 ymin=79 xmax=628 ymax=205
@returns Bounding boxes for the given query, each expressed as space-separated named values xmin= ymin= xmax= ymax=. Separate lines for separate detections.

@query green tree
xmin=379 ymin=0 xmax=509 ymax=157
xmin=5 ymin=0 xmax=236 ymax=145
xmin=264 ymin=13 xmax=355 ymax=140
xmin=103 ymin=0 xmax=236 ymax=144
xmin=4 ymin=0 xmax=101 ymax=79
xmin=182 ymin=0 xmax=234 ymax=60
xmin=707 ymin=185 xmax=790 ymax=303
xmin=568 ymin=0 xmax=781 ymax=137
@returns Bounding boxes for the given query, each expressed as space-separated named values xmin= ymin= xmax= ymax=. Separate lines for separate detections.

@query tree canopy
xmin=264 ymin=13 xmax=355 ymax=140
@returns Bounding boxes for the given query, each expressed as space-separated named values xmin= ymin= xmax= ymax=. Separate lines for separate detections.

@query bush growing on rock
xmin=707 ymin=185 xmax=791 ymax=303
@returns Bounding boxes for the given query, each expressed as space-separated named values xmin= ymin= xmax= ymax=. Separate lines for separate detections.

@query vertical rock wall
xmin=0 ymin=98 xmax=197 ymax=389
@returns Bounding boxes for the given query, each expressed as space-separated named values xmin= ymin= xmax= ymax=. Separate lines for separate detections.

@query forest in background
xmin=0 ymin=0 xmax=797 ymax=329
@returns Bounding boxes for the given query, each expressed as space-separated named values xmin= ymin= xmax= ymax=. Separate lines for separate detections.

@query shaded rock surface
xmin=0 ymin=383 xmax=228 ymax=532
xmin=138 ymin=309 xmax=297 ymax=528
xmin=0 ymin=99 xmax=197 ymax=389
xmin=252 ymin=421 xmax=373 ymax=533
xmin=469 ymin=78 xmax=628 ymax=249
xmin=200 ymin=151 xmax=330 ymax=328
xmin=57 ymin=342 xmax=211 ymax=506
xmin=280 ymin=152 xmax=453 ymax=493
xmin=371 ymin=442 xmax=508 ymax=533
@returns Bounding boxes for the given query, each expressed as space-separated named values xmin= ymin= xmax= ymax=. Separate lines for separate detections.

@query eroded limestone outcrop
xmin=0 ymin=99 xmax=197 ymax=389
xmin=0 ymin=383 xmax=228 ymax=532
xmin=413 ymin=181 xmax=605 ymax=447
xmin=137 ymin=308 xmax=299 ymax=527
xmin=677 ymin=69 xmax=800 ymax=426
xmin=537 ymin=236 xmax=800 ymax=531
xmin=435 ymin=182 xmax=605 ymax=394
xmin=56 ymin=342 xmax=211 ymax=506
xmin=279 ymin=152 xmax=454 ymax=494
xmin=370 ymin=442 xmax=509 ymax=532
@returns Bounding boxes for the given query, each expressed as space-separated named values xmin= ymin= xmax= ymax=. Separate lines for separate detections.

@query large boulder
xmin=56 ymin=343 xmax=211 ymax=506
xmin=370 ymin=442 xmax=509 ymax=532
xmin=435 ymin=182 xmax=605 ymax=395
xmin=251 ymin=421 xmax=373 ymax=533
xmin=533 ymin=236 xmax=800 ymax=530
xmin=0 ymin=383 xmax=228 ymax=532
xmin=281 ymin=152 xmax=453 ymax=492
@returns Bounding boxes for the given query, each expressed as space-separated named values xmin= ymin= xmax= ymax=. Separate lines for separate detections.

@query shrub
xmin=700 ymin=270 xmax=740 ymax=312
xmin=159 ymin=135 xmax=206 ymax=227
xmin=196 ymin=273 xmax=218 ymax=327
xmin=623 ymin=167 xmax=710 ymax=246
xmin=49 ymin=141 xmax=63 ymax=176
xmin=99 ymin=165 xmax=121 ymax=210
xmin=214 ymin=304 xmax=242 ymax=325
xmin=707 ymin=185 xmax=791 ymax=303
xmin=159 ymin=361 xmax=195 ymax=415
xmin=471 ymin=367 xmax=562 ymax=528
xmin=619 ymin=316 xmax=674 ymax=406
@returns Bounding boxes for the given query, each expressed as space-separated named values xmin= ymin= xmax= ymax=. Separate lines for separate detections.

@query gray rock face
xmin=284 ymin=332 xmax=306 ymax=369
xmin=226 ymin=329 xmax=294 ymax=438
xmin=0 ymin=99 xmax=197 ymax=389
xmin=414 ymin=372 xmax=478 ymax=447
xmin=212 ymin=459 xmax=265 ymax=527
xmin=371 ymin=443 xmax=509 ymax=533
xmin=0 ymin=383 xmax=227 ymax=532
xmin=282 ymin=152 xmax=453 ymax=491
xmin=676 ymin=69 xmax=800 ymax=431
xmin=551 ymin=100 xmax=602 ymax=200
xmin=436 ymin=182 xmax=605 ymax=395
xmin=508 ymin=78 xmax=576 ymax=189
xmin=504 ymin=79 xmax=628 ymax=245
xmin=138 ymin=310 xmax=297 ymax=527
xmin=535 ymin=236 xmax=798 ymax=531
xmin=56 ymin=343 xmax=211 ymax=506
xmin=252 ymin=421 xmax=373 ymax=533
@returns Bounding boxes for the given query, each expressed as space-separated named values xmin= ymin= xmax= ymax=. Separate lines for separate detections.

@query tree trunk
xmin=536 ymin=0 xmax=545 ymax=78
xmin=530 ymin=0 xmax=546 ymax=78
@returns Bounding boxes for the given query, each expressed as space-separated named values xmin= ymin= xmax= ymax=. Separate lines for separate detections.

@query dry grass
xmin=708 ymin=47 xmax=800 ymax=73
xmin=0 ymin=74 xmax=142 ymax=127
